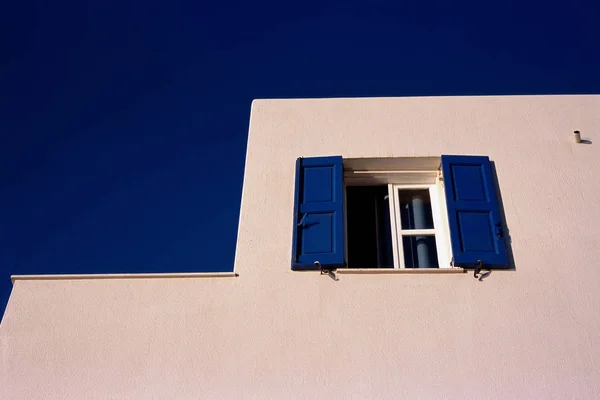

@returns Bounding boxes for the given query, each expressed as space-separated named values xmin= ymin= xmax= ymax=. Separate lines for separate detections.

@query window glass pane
xmin=398 ymin=189 xmax=434 ymax=230
xmin=402 ymin=236 xmax=439 ymax=268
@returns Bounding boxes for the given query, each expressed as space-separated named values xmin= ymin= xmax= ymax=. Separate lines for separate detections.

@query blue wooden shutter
xmin=292 ymin=156 xmax=345 ymax=270
xmin=441 ymin=155 xmax=508 ymax=268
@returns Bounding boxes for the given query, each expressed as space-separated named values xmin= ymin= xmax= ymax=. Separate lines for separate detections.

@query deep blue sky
xmin=1 ymin=1 xmax=599 ymax=319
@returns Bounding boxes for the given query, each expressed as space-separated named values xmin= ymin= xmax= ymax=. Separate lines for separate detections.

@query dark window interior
xmin=346 ymin=186 xmax=393 ymax=268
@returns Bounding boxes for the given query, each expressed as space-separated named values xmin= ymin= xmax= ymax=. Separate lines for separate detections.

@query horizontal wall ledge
xmin=335 ymin=268 xmax=465 ymax=274
xmin=11 ymin=272 xmax=238 ymax=284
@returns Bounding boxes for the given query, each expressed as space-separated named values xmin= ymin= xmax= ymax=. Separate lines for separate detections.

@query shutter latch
xmin=474 ymin=260 xmax=483 ymax=278
xmin=316 ymin=261 xmax=338 ymax=280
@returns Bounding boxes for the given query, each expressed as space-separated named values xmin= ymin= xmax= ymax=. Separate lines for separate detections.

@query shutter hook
xmin=316 ymin=261 xmax=329 ymax=274
xmin=317 ymin=261 xmax=338 ymax=281
xmin=474 ymin=260 xmax=483 ymax=278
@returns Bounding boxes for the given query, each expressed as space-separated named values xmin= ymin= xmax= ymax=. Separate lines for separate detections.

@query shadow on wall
xmin=475 ymin=136 xmax=596 ymax=280
xmin=474 ymin=162 xmax=516 ymax=282
xmin=491 ymin=161 xmax=516 ymax=272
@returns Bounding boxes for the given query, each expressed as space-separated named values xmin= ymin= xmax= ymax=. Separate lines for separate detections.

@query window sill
xmin=11 ymin=272 xmax=238 ymax=284
xmin=336 ymin=268 xmax=465 ymax=275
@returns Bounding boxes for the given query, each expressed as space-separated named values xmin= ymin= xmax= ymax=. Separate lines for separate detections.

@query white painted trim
xmin=429 ymin=185 xmax=449 ymax=269
xmin=344 ymin=175 xmax=437 ymax=186
xmin=398 ymin=229 xmax=436 ymax=236
xmin=11 ymin=272 xmax=238 ymax=284
xmin=389 ymin=185 xmax=404 ymax=268
xmin=435 ymin=176 xmax=453 ymax=267
xmin=390 ymin=184 xmax=433 ymax=190
xmin=351 ymin=170 xmax=437 ymax=174
xmin=387 ymin=183 xmax=401 ymax=269
xmin=390 ymin=184 xmax=452 ymax=269
xmin=336 ymin=267 xmax=465 ymax=274
xmin=343 ymin=157 xmax=441 ymax=172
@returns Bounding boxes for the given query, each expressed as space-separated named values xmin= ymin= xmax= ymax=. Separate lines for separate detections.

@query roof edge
xmin=11 ymin=272 xmax=238 ymax=284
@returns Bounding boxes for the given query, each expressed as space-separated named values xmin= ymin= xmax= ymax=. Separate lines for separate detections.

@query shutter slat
xmin=292 ymin=156 xmax=345 ymax=270
xmin=441 ymin=155 xmax=508 ymax=268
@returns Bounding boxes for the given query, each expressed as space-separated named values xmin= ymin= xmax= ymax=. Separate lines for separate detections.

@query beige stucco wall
xmin=2 ymin=95 xmax=600 ymax=399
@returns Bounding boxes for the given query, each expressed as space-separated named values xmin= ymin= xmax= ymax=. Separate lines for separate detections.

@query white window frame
xmin=342 ymin=157 xmax=452 ymax=269
xmin=387 ymin=182 xmax=452 ymax=269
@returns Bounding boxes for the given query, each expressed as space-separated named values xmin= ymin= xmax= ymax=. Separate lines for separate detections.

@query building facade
xmin=2 ymin=95 xmax=600 ymax=399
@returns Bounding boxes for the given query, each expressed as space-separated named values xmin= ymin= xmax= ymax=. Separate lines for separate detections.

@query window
xmin=291 ymin=155 xmax=508 ymax=271
xmin=389 ymin=185 xmax=446 ymax=269
xmin=345 ymin=184 xmax=450 ymax=269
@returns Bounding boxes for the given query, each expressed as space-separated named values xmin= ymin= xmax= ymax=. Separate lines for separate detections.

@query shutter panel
xmin=441 ymin=155 xmax=508 ymax=268
xmin=292 ymin=156 xmax=345 ymax=270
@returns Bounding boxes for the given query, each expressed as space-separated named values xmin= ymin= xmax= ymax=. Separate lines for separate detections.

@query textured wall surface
xmin=2 ymin=95 xmax=600 ymax=399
